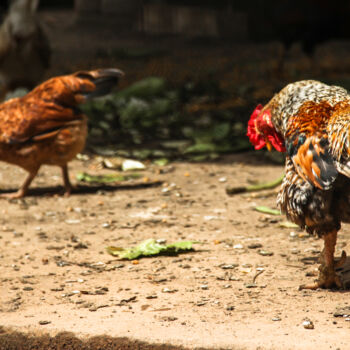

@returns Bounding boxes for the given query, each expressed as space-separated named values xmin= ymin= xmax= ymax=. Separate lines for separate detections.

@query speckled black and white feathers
xmin=277 ymin=157 xmax=339 ymax=236
xmin=266 ymin=80 xmax=350 ymax=236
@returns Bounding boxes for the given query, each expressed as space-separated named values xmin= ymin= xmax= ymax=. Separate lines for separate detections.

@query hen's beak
xmin=266 ymin=140 xmax=272 ymax=151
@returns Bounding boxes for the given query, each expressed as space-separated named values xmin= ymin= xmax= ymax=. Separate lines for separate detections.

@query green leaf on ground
xmin=106 ymin=239 xmax=199 ymax=260
xmin=153 ymin=158 xmax=170 ymax=166
xmin=279 ymin=221 xmax=299 ymax=228
xmin=254 ymin=206 xmax=281 ymax=215
xmin=76 ymin=172 xmax=141 ymax=183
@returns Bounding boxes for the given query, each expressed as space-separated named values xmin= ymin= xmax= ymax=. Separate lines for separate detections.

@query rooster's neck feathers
xmin=267 ymin=80 xmax=350 ymax=135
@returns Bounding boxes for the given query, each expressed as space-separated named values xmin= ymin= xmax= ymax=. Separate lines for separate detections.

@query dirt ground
xmin=0 ymin=153 xmax=350 ymax=350
xmin=2 ymin=9 xmax=350 ymax=350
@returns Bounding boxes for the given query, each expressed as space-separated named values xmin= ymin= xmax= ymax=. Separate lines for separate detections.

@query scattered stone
xmin=161 ymin=316 xmax=178 ymax=322
xmin=233 ymin=243 xmax=244 ymax=249
xmin=65 ymin=219 xmax=81 ymax=224
xmin=219 ymin=264 xmax=238 ymax=270
xmin=146 ymin=294 xmax=158 ymax=299
xmin=23 ymin=287 xmax=34 ymax=291
xmin=248 ymin=243 xmax=263 ymax=249
xmin=258 ymin=250 xmax=274 ymax=256
xmin=154 ymin=277 xmax=168 ymax=283
xmin=272 ymin=317 xmax=281 ymax=321
xmin=89 ymin=304 xmax=110 ymax=312
xmin=162 ymin=288 xmax=178 ymax=293
xmin=333 ymin=306 xmax=350 ymax=318
xmin=73 ymin=242 xmax=88 ymax=250
xmin=55 ymin=260 xmax=71 ymax=267
xmin=302 ymin=319 xmax=314 ymax=329
xmin=46 ymin=245 xmax=65 ymax=251
xmin=119 ymin=296 xmax=137 ymax=304
xmin=38 ymin=320 xmax=51 ymax=325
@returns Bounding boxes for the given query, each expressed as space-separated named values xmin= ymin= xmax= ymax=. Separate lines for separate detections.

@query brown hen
xmin=0 ymin=68 xmax=123 ymax=198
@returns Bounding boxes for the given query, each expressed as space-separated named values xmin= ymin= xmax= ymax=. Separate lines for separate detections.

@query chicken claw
xmin=299 ymin=251 xmax=347 ymax=290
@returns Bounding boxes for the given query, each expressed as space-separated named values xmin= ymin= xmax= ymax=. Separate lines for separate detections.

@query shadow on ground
xmin=0 ymin=181 xmax=163 ymax=198
xmin=0 ymin=328 xmax=223 ymax=350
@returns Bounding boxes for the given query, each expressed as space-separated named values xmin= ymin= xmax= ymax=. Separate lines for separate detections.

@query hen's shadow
xmin=0 ymin=181 xmax=163 ymax=198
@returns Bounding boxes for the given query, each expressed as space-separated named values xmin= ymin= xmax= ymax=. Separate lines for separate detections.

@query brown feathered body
xmin=250 ymin=80 xmax=350 ymax=289
xmin=0 ymin=68 xmax=123 ymax=198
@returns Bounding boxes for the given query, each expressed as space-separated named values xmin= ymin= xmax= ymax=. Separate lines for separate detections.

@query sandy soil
xmin=1 ymin=9 xmax=350 ymax=350
xmin=0 ymin=153 xmax=350 ymax=350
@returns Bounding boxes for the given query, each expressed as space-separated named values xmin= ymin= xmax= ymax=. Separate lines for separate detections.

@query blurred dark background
xmin=1 ymin=0 xmax=350 ymax=160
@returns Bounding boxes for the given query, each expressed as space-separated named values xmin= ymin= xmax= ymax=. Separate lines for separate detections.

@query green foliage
xmin=82 ymin=76 xmax=253 ymax=159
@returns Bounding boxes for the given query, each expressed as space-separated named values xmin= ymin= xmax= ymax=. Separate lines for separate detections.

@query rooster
xmin=247 ymin=80 xmax=350 ymax=289
xmin=0 ymin=0 xmax=51 ymax=99
xmin=0 ymin=68 xmax=123 ymax=198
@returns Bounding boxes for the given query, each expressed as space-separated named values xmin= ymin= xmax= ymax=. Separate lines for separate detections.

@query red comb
xmin=247 ymin=104 xmax=266 ymax=150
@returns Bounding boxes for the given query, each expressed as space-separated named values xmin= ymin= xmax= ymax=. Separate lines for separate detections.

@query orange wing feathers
xmin=285 ymin=101 xmax=339 ymax=190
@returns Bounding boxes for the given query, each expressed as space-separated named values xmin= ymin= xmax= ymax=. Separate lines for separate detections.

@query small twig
xmin=226 ymin=174 xmax=284 ymax=196
xmin=252 ymin=269 xmax=264 ymax=284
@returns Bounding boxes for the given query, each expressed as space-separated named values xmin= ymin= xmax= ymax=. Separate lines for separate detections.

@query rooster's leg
xmin=299 ymin=230 xmax=346 ymax=290
xmin=0 ymin=168 xmax=39 ymax=199
xmin=61 ymin=164 xmax=74 ymax=196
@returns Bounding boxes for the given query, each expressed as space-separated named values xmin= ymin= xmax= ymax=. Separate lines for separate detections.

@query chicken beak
xmin=266 ymin=140 xmax=272 ymax=151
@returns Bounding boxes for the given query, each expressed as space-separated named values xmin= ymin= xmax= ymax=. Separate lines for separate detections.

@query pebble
xmin=233 ymin=244 xmax=244 ymax=249
xmin=220 ymin=264 xmax=238 ymax=270
xmin=333 ymin=306 xmax=350 ymax=317
xmin=38 ymin=320 xmax=51 ymax=325
xmin=272 ymin=317 xmax=281 ymax=321
xmin=248 ymin=243 xmax=263 ymax=249
xmin=65 ymin=219 xmax=81 ymax=224
xmin=258 ymin=250 xmax=274 ymax=256
xmin=146 ymin=294 xmax=158 ymax=299
xmin=23 ymin=287 xmax=34 ymax=291
xmin=162 ymin=288 xmax=178 ymax=293
xmin=161 ymin=316 xmax=178 ymax=322
xmin=200 ymin=284 xmax=208 ymax=290
xmin=89 ymin=304 xmax=110 ymax=312
xmin=302 ymin=320 xmax=314 ymax=329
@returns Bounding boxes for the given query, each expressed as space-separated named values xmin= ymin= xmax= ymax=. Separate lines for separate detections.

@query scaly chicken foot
xmin=299 ymin=231 xmax=346 ymax=290
xmin=0 ymin=168 xmax=39 ymax=199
